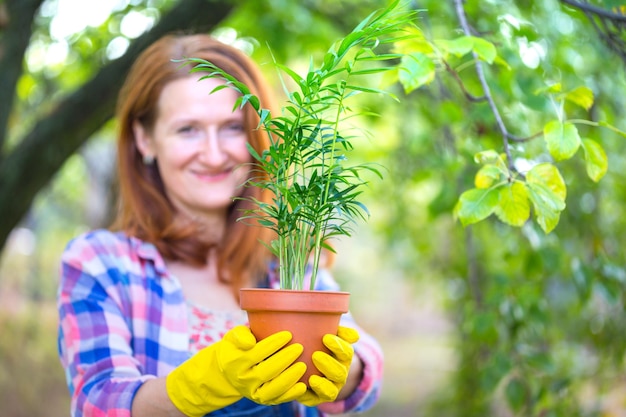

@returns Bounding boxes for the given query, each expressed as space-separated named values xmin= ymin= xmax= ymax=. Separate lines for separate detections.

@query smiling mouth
xmin=193 ymin=169 xmax=232 ymax=182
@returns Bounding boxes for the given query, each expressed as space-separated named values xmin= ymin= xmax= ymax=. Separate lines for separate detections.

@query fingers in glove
xmin=246 ymin=330 xmax=294 ymax=363
xmin=224 ymin=325 xmax=257 ymax=350
xmin=336 ymin=326 xmax=360 ymax=344
xmin=322 ymin=334 xmax=354 ymax=364
xmin=311 ymin=351 xmax=348 ymax=383
xmin=297 ymin=375 xmax=339 ymax=406
xmin=252 ymin=362 xmax=308 ymax=404
xmin=254 ymin=343 xmax=304 ymax=380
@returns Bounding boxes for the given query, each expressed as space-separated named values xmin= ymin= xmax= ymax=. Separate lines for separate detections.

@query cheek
xmin=232 ymin=141 xmax=253 ymax=163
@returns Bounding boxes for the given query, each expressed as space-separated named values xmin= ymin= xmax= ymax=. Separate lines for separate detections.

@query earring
xmin=143 ymin=154 xmax=155 ymax=165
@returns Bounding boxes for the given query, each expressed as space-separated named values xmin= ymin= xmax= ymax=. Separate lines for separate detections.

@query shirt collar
xmin=131 ymin=235 xmax=170 ymax=278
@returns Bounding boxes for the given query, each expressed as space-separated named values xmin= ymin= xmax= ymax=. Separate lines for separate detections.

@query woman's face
xmin=135 ymin=75 xmax=251 ymax=221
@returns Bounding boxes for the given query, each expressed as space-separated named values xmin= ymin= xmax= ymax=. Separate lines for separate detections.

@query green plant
xmin=188 ymin=1 xmax=416 ymax=290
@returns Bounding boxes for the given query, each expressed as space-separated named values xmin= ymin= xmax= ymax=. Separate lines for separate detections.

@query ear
xmin=133 ymin=120 xmax=156 ymax=160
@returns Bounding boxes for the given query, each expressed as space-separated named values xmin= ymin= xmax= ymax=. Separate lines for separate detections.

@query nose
xmin=199 ymin=127 xmax=227 ymax=166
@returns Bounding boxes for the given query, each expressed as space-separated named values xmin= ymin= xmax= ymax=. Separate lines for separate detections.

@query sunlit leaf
xmin=454 ymin=187 xmax=499 ymax=226
xmin=436 ymin=36 xmax=473 ymax=58
xmin=526 ymin=163 xmax=566 ymax=201
xmin=398 ymin=52 xmax=436 ymax=93
xmin=535 ymin=205 xmax=561 ymax=233
xmin=543 ymin=120 xmax=581 ymax=161
xmin=534 ymin=82 xmax=562 ymax=95
xmin=495 ymin=182 xmax=530 ymax=227
xmin=474 ymin=149 xmax=501 ymax=164
xmin=526 ymin=181 xmax=565 ymax=233
xmin=526 ymin=181 xmax=566 ymax=212
xmin=472 ymin=37 xmax=497 ymax=64
xmin=474 ymin=150 xmax=508 ymax=171
xmin=581 ymin=138 xmax=608 ymax=182
xmin=562 ymin=86 xmax=594 ymax=110
xmin=475 ymin=164 xmax=503 ymax=188
xmin=393 ymin=26 xmax=433 ymax=54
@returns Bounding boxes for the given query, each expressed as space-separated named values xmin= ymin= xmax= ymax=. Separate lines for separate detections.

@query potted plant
xmin=188 ymin=1 xmax=415 ymax=382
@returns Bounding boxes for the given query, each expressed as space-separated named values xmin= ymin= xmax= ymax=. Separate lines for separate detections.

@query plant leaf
xmin=399 ymin=52 xmax=436 ymax=93
xmin=526 ymin=181 xmax=565 ymax=233
xmin=562 ymin=86 xmax=594 ymax=110
xmin=526 ymin=163 xmax=567 ymax=201
xmin=454 ymin=187 xmax=500 ymax=227
xmin=494 ymin=182 xmax=530 ymax=227
xmin=471 ymin=37 xmax=497 ymax=64
xmin=581 ymin=138 xmax=608 ymax=182
xmin=475 ymin=164 xmax=503 ymax=189
xmin=543 ymin=120 xmax=581 ymax=161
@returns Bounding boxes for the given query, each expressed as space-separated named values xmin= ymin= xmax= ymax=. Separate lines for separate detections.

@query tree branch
xmin=453 ymin=0 xmax=514 ymax=170
xmin=0 ymin=0 xmax=234 ymax=253
xmin=0 ymin=0 xmax=44 ymax=152
xmin=559 ymin=0 xmax=626 ymax=66
xmin=560 ymin=0 xmax=626 ymax=22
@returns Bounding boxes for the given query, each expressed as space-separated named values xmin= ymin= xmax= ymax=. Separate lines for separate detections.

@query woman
xmin=57 ymin=33 xmax=383 ymax=417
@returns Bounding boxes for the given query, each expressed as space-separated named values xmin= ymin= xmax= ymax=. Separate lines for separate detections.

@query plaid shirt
xmin=57 ymin=229 xmax=383 ymax=416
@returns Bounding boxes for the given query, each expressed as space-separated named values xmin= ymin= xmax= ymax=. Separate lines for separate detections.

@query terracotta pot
xmin=240 ymin=288 xmax=350 ymax=384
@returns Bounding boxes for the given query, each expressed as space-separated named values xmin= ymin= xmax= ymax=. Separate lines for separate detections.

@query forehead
xmin=157 ymin=75 xmax=243 ymax=119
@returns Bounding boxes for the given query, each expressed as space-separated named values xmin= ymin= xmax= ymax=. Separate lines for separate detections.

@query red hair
xmin=112 ymin=33 xmax=276 ymax=292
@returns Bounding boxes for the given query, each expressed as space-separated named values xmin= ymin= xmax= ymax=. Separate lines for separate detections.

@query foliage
xmin=188 ymin=1 xmax=416 ymax=290
xmin=385 ymin=11 xmax=623 ymax=233
xmin=373 ymin=0 xmax=626 ymax=416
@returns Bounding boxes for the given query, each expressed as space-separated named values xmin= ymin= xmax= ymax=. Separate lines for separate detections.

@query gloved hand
xmin=166 ymin=325 xmax=308 ymax=417
xmin=297 ymin=326 xmax=360 ymax=406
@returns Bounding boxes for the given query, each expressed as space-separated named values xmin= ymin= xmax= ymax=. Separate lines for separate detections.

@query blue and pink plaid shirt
xmin=57 ymin=229 xmax=383 ymax=416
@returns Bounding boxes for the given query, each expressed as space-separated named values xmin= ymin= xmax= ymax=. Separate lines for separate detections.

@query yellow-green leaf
xmin=534 ymin=82 xmax=562 ymax=95
xmin=535 ymin=206 xmax=561 ymax=234
xmin=495 ymin=182 xmax=530 ymax=227
xmin=399 ymin=52 xmax=435 ymax=93
xmin=435 ymin=36 xmax=496 ymax=63
xmin=472 ymin=37 xmax=497 ymax=64
xmin=527 ymin=181 xmax=565 ymax=212
xmin=436 ymin=36 xmax=473 ymax=58
xmin=526 ymin=163 xmax=566 ymax=201
xmin=474 ymin=150 xmax=508 ymax=171
xmin=581 ymin=138 xmax=608 ymax=182
xmin=454 ymin=187 xmax=500 ymax=226
xmin=563 ymin=86 xmax=594 ymax=111
xmin=475 ymin=164 xmax=503 ymax=189
xmin=543 ymin=120 xmax=581 ymax=161
xmin=474 ymin=149 xmax=500 ymax=164
xmin=526 ymin=181 xmax=566 ymax=234
xmin=393 ymin=27 xmax=433 ymax=55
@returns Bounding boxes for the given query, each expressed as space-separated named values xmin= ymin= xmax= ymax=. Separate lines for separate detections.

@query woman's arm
xmin=131 ymin=378 xmax=185 ymax=417
xmin=312 ymin=269 xmax=384 ymax=414
xmin=337 ymin=353 xmax=364 ymax=400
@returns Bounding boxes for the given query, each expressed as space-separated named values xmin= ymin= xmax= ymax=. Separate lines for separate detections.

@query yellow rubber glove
xmin=166 ymin=325 xmax=308 ymax=417
xmin=297 ymin=326 xmax=360 ymax=406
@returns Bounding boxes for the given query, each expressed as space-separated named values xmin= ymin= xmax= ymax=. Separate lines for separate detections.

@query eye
xmin=220 ymin=122 xmax=246 ymax=138
xmin=225 ymin=122 xmax=244 ymax=132
xmin=177 ymin=125 xmax=197 ymax=135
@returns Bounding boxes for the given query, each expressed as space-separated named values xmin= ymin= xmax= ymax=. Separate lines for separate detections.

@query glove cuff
xmin=165 ymin=347 xmax=242 ymax=416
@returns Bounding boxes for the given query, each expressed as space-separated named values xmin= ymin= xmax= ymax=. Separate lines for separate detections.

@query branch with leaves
xmin=390 ymin=0 xmax=625 ymax=233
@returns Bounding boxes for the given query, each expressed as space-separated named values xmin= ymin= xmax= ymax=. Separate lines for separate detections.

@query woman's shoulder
xmin=63 ymin=229 xmax=134 ymax=256
xmin=61 ymin=229 xmax=156 ymax=275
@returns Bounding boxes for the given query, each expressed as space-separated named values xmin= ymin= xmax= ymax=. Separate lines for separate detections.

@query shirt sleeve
xmin=57 ymin=232 xmax=155 ymax=417
xmin=313 ymin=269 xmax=384 ymax=414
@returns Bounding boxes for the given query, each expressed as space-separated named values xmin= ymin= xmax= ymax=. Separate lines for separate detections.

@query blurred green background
xmin=2 ymin=0 xmax=626 ymax=416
